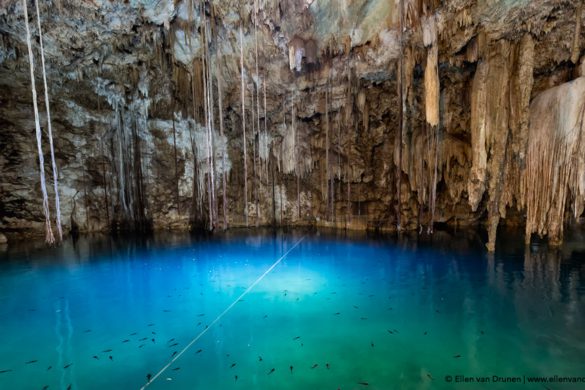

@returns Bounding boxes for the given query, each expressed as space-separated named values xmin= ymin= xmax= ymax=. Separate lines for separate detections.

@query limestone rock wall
xmin=0 ymin=0 xmax=584 ymax=250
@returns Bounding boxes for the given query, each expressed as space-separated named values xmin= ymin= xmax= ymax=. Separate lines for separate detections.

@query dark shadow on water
xmin=1 ymin=225 xmax=584 ymax=274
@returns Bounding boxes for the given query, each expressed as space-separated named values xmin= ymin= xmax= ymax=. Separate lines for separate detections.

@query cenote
xmin=2 ymin=0 xmax=585 ymax=389
xmin=0 ymin=228 xmax=584 ymax=390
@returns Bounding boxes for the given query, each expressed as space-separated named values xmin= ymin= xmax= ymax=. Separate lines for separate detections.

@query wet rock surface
xmin=0 ymin=0 xmax=584 ymax=249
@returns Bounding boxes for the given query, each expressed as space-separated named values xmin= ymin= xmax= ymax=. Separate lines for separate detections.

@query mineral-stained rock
xmin=0 ymin=0 xmax=583 ymax=250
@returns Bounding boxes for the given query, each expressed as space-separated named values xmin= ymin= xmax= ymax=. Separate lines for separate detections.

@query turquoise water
xmin=0 ymin=229 xmax=584 ymax=390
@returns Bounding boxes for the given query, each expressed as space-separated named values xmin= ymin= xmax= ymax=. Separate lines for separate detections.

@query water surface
xmin=0 ymin=228 xmax=583 ymax=389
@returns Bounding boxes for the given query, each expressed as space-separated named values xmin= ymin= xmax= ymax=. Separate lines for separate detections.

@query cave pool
xmin=0 ymin=228 xmax=584 ymax=389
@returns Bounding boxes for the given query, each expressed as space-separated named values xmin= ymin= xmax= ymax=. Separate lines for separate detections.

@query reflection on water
xmin=0 ymin=227 xmax=583 ymax=390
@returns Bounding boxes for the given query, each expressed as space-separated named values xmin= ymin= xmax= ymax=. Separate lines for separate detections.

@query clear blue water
xmin=0 ymin=229 xmax=584 ymax=390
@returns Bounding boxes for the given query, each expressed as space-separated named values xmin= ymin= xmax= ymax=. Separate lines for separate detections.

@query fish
xmin=0 ymin=370 xmax=12 ymax=374
xmin=326 ymin=363 xmax=330 ymax=369
xmin=311 ymin=364 xmax=318 ymax=369
xmin=130 ymin=332 xmax=137 ymax=336
xmin=357 ymin=382 xmax=369 ymax=386
xmin=292 ymin=336 xmax=301 ymax=340
xmin=42 ymin=386 xmax=49 ymax=390
xmin=426 ymin=373 xmax=433 ymax=380
xmin=334 ymin=312 xmax=341 ymax=315
xmin=47 ymin=366 xmax=52 ymax=370
xmin=83 ymin=329 xmax=91 ymax=333
xmin=122 ymin=340 xmax=130 ymax=343
xmin=268 ymin=368 xmax=275 ymax=375
xmin=289 ymin=365 xmax=293 ymax=373
xmin=424 ymin=331 xmax=428 ymax=335
xmin=92 ymin=356 xmax=99 ymax=360
xmin=139 ymin=337 xmax=148 ymax=341
xmin=196 ymin=349 xmax=203 ymax=354
xmin=353 ymin=305 xmax=359 ymax=309
xmin=163 ymin=310 xmax=171 ymax=313
xmin=196 ymin=322 xmax=202 ymax=326
xmin=453 ymin=354 xmax=462 ymax=359
xmin=169 ymin=343 xmax=178 ymax=347
xmin=151 ymin=338 xmax=155 ymax=343
xmin=168 ymin=338 xmax=175 ymax=343
xmin=109 ymin=356 xmax=113 ymax=361
xmin=102 ymin=349 xmax=112 ymax=353
xmin=172 ymin=367 xmax=180 ymax=371
xmin=146 ymin=373 xmax=152 ymax=382
xmin=63 ymin=364 xmax=72 ymax=369
xmin=258 ymin=356 xmax=263 ymax=362
xmin=66 ymin=385 xmax=71 ymax=390
xmin=197 ymin=313 xmax=205 ymax=317
xmin=371 ymin=342 xmax=375 ymax=347
xmin=25 ymin=360 xmax=38 ymax=364
xmin=387 ymin=330 xmax=394 ymax=334
xmin=360 ymin=317 xmax=368 ymax=320
xmin=147 ymin=323 xmax=155 ymax=327
xmin=263 ymin=315 xmax=268 ymax=319
xmin=234 ymin=375 xmax=238 ymax=382
xmin=230 ymin=363 xmax=236 ymax=368
xmin=151 ymin=331 xmax=156 ymax=335
xmin=138 ymin=344 xmax=145 ymax=348
xmin=171 ymin=351 xmax=178 ymax=357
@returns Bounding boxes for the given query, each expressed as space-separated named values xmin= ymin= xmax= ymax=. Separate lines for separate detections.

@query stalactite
xmin=423 ymin=14 xmax=440 ymax=233
xmin=100 ymin=138 xmax=110 ymax=229
xmin=293 ymin=92 xmax=300 ymax=220
xmin=396 ymin=0 xmax=405 ymax=231
xmin=503 ymin=35 xmax=534 ymax=210
xmin=171 ymin=101 xmax=180 ymax=213
xmin=357 ymin=91 xmax=369 ymax=133
xmin=190 ymin=74 xmax=203 ymax=218
xmin=216 ymin=52 xmax=228 ymax=230
xmin=263 ymin=74 xmax=268 ymax=182
xmin=252 ymin=86 xmax=259 ymax=226
xmin=572 ymin=2 xmax=583 ymax=64
xmin=336 ymin=114 xmax=341 ymax=222
xmin=205 ymin=20 xmax=216 ymax=230
xmin=23 ymin=0 xmax=54 ymax=244
xmin=240 ymin=24 xmax=249 ymax=227
xmin=468 ymin=39 xmax=515 ymax=250
xmin=521 ymin=77 xmax=585 ymax=245
xmin=325 ymin=72 xmax=330 ymax=221
xmin=35 ymin=0 xmax=62 ymax=241
xmin=115 ymin=104 xmax=129 ymax=216
xmin=131 ymin=109 xmax=147 ymax=230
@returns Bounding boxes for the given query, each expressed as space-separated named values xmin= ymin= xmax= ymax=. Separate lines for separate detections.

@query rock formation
xmin=0 ymin=0 xmax=584 ymax=250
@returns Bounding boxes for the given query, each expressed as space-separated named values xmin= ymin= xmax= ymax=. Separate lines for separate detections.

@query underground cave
xmin=0 ymin=0 xmax=584 ymax=389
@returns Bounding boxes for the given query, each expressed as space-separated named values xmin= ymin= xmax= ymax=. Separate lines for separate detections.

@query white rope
xmin=35 ymin=0 xmax=62 ymax=241
xmin=23 ymin=0 xmax=54 ymax=244
xmin=141 ymin=235 xmax=306 ymax=389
